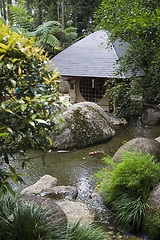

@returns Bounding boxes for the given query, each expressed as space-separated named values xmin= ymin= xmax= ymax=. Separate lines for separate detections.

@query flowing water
xmin=18 ymin=117 xmax=160 ymax=240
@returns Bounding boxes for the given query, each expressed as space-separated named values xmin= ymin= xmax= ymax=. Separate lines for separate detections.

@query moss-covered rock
xmin=143 ymin=183 xmax=160 ymax=240
xmin=142 ymin=108 xmax=160 ymax=126
xmin=113 ymin=137 xmax=160 ymax=162
xmin=53 ymin=102 xmax=115 ymax=149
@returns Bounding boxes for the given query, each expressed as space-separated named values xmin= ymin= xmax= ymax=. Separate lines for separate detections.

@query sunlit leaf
xmin=21 ymin=103 xmax=28 ymax=112
xmin=28 ymin=120 xmax=35 ymax=127
xmin=34 ymin=119 xmax=48 ymax=124
xmin=0 ymin=132 xmax=9 ymax=138
xmin=1 ymin=102 xmax=5 ymax=109
xmin=18 ymin=66 xmax=22 ymax=75
xmin=9 ymin=165 xmax=16 ymax=174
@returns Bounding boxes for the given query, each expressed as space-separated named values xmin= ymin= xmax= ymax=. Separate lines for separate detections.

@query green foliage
xmin=64 ymin=221 xmax=110 ymax=240
xmin=96 ymin=0 xmax=160 ymax=103
xmin=95 ymin=151 xmax=160 ymax=231
xmin=0 ymin=195 xmax=53 ymax=240
xmin=112 ymin=194 xmax=150 ymax=232
xmin=9 ymin=4 xmax=33 ymax=32
xmin=0 ymin=194 xmax=111 ymax=240
xmin=105 ymin=77 xmax=144 ymax=116
xmin=0 ymin=21 xmax=61 ymax=195
xmin=143 ymin=209 xmax=160 ymax=240
xmin=28 ymin=20 xmax=78 ymax=56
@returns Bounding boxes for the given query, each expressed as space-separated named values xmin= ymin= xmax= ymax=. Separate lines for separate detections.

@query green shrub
xmin=0 ymin=195 xmax=53 ymax=240
xmin=0 ymin=21 xmax=62 ymax=195
xmin=95 ymin=151 xmax=160 ymax=231
xmin=0 ymin=194 xmax=111 ymax=240
xmin=112 ymin=193 xmax=150 ymax=231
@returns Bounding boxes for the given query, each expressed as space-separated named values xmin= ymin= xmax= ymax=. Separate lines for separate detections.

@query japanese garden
xmin=0 ymin=1 xmax=160 ymax=240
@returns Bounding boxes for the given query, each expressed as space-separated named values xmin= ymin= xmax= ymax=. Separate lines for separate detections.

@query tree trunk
xmin=61 ymin=0 xmax=64 ymax=29
xmin=7 ymin=0 xmax=12 ymax=22
xmin=26 ymin=0 xmax=31 ymax=15
xmin=1 ymin=0 xmax=6 ymax=21
xmin=57 ymin=0 xmax=60 ymax=22
xmin=37 ymin=0 xmax=43 ymax=25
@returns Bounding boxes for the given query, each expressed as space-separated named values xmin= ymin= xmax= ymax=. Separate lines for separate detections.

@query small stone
xmin=56 ymin=200 xmax=95 ymax=224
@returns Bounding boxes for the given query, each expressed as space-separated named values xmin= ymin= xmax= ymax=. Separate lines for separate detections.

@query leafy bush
xmin=95 ymin=151 xmax=160 ymax=231
xmin=0 ymin=21 xmax=61 ymax=195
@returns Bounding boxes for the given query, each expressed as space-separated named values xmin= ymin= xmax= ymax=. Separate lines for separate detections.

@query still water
xmin=18 ymin=117 xmax=160 ymax=240
xmin=22 ymin=117 xmax=160 ymax=189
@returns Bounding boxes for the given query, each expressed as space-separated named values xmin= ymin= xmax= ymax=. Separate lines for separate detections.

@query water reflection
xmin=21 ymin=117 xmax=160 ymax=190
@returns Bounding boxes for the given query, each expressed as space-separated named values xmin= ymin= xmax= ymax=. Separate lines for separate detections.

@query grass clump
xmin=95 ymin=151 xmax=160 ymax=232
xmin=0 ymin=195 xmax=53 ymax=240
xmin=65 ymin=221 xmax=110 ymax=240
xmin=0 ymin=194 xmax=111 ymax=240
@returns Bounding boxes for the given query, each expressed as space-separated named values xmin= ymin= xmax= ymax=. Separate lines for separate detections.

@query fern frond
xmin=9 ymin=4 xmax=33 ymax=31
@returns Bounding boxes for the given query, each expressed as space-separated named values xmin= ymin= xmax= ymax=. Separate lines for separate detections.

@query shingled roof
xmin=50 ymin=30 xmax=143 ymax=79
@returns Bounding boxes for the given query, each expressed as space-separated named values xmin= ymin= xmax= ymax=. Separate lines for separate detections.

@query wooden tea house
xmin=50 ymin=30 xmax=143 ymax=111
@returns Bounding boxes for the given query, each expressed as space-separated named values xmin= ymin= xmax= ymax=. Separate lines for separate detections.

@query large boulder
xmin=113 ymin=137 xmax=160 ymax=162
xmin=143 ymin=183 xmax=160 ymax=240
xmin=53 ymin=102 xmax=115 ymax=149
xmin=22 ymin=194 xmax=67 ymax=226
xmin=141 ymin=108 xmax=160 ymax=125
xmin=21 ymin=175 xmax=58 ymax=195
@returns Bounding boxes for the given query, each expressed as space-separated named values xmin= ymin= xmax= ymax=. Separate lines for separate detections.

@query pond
xmin=19 ymin=117 xmax=160 ymax=240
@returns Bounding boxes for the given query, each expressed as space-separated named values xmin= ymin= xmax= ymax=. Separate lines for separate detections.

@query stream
xmin=18 ymin=117 xmax=160 ymax=240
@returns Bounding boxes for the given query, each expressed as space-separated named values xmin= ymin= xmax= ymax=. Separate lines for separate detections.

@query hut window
xmin=70 ymin=82 xmax=74 ymax=89
xmin=80 ymin=78 xmax=106 ymax=103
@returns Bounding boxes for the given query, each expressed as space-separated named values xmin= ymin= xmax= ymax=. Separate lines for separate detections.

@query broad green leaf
xmin=1 ymin=102 xmax=5 ymax=109
xmin=21 ymin=103 xmax=28 ymax=112
xmin=28 ymin=120 xmax=35 ymax=127
xmin=34 ymin=119 xmax=48 ymax=124
xmin=18 ymin=66 xmax=22 ymax=75
xmin=0 ymin=185 xmax=4 ymax=198
xmin=5 ymin=182 xmax=15 ymax=196
xmin=12 ymin=175 xmax=17 ymax=183
xmin=9 ymin=165 xmax=16 ymax=174
xmin=48 ymin=136 xmax=53 ymax=145
xmin=10 ymin=79 xmax=17 ymax=87
xmin=7 ymin=127 xmax=13 ymax=134
xmin=7 ymin=63 xmax=13 ymax=70
xmin=0 ymin=61 xmax=4 ymax=67
xmin=31 ymin=113 xmax=37 ymax=119
xmin=0 ymin=42 xmax=8 ymax=49
xmin=4 ymin=109 xmax=14 ymax=114
xmin=0 ymin=132 xmax=9 ymax=138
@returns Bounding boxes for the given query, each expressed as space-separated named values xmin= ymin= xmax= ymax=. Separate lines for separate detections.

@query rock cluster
xmin=21 ymin=175 xmax=95 ymax=225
